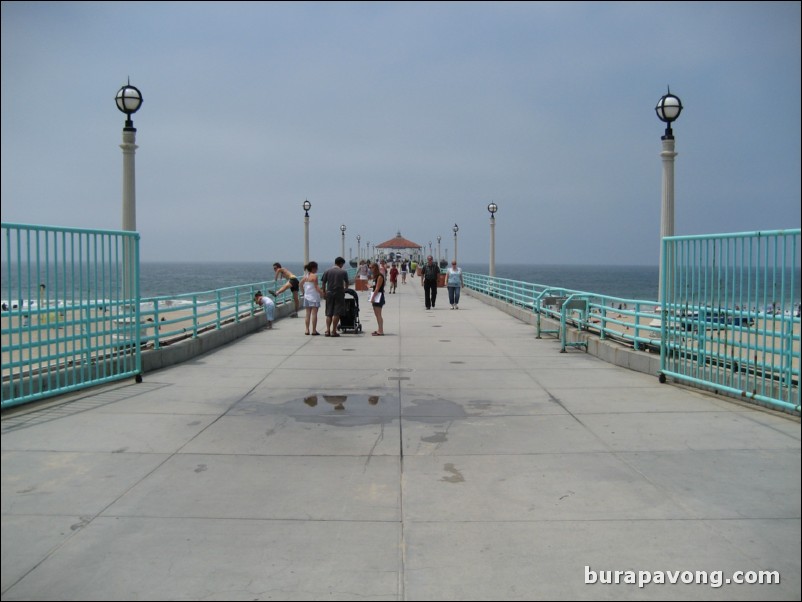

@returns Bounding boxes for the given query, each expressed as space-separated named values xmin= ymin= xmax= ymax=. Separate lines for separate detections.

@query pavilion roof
xmin=375 ymin=232 xmax=422 ymax=249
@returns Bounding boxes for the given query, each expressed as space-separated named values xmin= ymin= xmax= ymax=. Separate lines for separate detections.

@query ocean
xmin=4 ymin=261 xmax=799 ymax=309
xmin=138 ymin=262 xmax=662 ymax=301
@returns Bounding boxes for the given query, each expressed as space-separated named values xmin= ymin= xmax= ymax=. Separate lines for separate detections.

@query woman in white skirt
xmin=302 ymin=261 xmax=323 ymax=335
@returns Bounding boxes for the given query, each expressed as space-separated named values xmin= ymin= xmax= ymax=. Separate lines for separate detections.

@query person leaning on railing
xmin=253 ymin=291 xmax=275 ymax=330
xmin=270 ymin=262 xmax=300 ymax=318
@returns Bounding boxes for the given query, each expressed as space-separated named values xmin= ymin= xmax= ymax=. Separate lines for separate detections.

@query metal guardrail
xmin=464 ymin=273 xmax=666 ymax=351
xmin=3 ymin=225 xmax=359 ymax=410
xmin=660 ymin=229 xmax=800 ymax=413
xmin=2 ymin=222 xmax=141 ymax=409
xmin=137 ymin=268 xmax=357 ymax=349
xmin=464 ymin=230 xmax=800 ymax=414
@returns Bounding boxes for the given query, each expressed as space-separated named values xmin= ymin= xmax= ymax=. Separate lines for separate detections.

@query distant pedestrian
xmin=270 ymin=262 xmax=300 ymax=317
xmin=420 ymin=255 xmax=440 ymax=310
xmin=302 ymin=261 xmax=323 ymax=335
xmin=253 ymin=291 xmax=275 ymax=329
xmin=389 ymin=263 xmax=399 ymax=293
xmin=321 ymin=257 xmax=349 ymax=337
xmin=446 ymin=260 xmax=464 ymax=309
xmin=400 ymin=260 xmax=409 ymax=284
xmin=358 ymin=260 xmax=370 ymax=284
xmin=370 ymin=262 xmax=385 ymax=336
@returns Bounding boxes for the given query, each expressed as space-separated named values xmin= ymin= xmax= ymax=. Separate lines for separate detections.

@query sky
xmin=1 ymin=1 xmax=800 ymax=266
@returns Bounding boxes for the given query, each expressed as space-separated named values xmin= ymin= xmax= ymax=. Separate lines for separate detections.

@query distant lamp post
xmin=488 ymin=202 xmax=498 ymax=277
xmin=340 ymin=224 xmax=347 ymax=259
xmin=115 ymin=80 xmax=143 ymax=305
xmin=437 ymin=235 xmax=442 ymax=265
xmin=429 ymin=241 xmax=433 ymax=257
xmin=356 ymin=234 xmax=361 ymax=262
xmin=303 ymin=200 xmax=312 ymax=265
xmin=453 ymin=224 xmax=459 ymax=263
xmin=655 ymin=88 xmax=683 ymax=303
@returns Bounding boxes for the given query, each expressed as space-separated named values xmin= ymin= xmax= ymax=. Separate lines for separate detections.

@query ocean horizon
xmin=137 ymin=261 xmax=663 ymax=302
xmin=4 ymin=261 xmax=799 ymax=308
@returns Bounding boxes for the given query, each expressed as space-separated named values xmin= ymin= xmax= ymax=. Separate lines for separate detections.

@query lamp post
xmin=488 ymin=202 xmax=498 ymax=277
xmin=340 ymin=224 xmax=347 ymax=259
xmin=115 ymin=80 xmax=143 ymax=305
xmin=303 ymin=200 xmax=312 ymax=266
xmin=453 ymin=224 xmax=459 ymax=263
xmin=356 ymin=234 xmax=361 ymax=262
xmin=437 ymin=235 xmax=442 ymax=264
xmin=655 ymin=88 xmax=683 ymax=303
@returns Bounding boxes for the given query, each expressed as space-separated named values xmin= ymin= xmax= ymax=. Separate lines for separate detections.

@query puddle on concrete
xmin=237 ymin=393 xmax=491 ymax=432
xmin=263 ymin=393 xmax=394 ymax=427
xmin=441 ymin=463 xmax=465 ymax=483
xmin=402 ymin=398 xmax=468 ymax=422
xmin=421 ymin=431 xmax=448 ymax=443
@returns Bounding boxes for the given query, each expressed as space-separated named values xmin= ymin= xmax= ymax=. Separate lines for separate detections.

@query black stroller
xmin=337 ymin=288 xmax=362 ymax=334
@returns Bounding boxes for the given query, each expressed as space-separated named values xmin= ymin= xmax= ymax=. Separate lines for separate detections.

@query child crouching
xmin=254 ymin=291 xmax=275 ymax=329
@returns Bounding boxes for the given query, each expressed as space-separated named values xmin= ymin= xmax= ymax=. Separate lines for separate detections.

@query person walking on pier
xmin=446 ymin=260 xmax=464 ymax=309
xmin=420 ymin=255 xmax=440 ymax=310
xmin=321 ymin=257 xmax=349 ymax=337
xmin=270 ymin=263 xmax=300 ymax=317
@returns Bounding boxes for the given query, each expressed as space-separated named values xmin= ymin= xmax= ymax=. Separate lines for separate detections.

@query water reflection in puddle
xmin=239 ymin=393 xmax=483 ymax=429
xmin=303 ymin=394 xmax=379 ymax=411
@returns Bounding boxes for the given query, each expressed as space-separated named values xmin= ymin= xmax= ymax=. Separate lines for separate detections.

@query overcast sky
xmin=2 ymin=1 xmax=800 ymax=266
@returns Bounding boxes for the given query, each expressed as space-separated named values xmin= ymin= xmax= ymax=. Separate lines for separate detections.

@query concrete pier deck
xmin=2 ymin=278 xmax=800 ymax=600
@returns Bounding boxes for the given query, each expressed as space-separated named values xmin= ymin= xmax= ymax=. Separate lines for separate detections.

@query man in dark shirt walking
xmin=420 ymin=255 xmax=440 ymax=310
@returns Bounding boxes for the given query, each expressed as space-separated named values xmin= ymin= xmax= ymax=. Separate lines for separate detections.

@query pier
xmin=2 ymin=279 xmax=799 ymax=600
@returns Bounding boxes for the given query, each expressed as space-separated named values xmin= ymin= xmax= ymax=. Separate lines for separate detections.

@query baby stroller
xmin=338 ymin=288 xmax=362 ymax=334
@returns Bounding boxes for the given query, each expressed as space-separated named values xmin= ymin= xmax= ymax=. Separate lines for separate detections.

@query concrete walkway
xmin=2 ymin=278 xmax=800 ymax=600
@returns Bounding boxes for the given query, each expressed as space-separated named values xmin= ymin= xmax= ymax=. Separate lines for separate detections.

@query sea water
xmin=135 ymin=262 xmax=660 ymax=300
xmin=4 ymin=262 xmax=799 ymax=310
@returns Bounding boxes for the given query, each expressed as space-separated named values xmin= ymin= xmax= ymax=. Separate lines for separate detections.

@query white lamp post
xmin=303 ymin=200 xmax=312 ymax=265
xmin=655 ymin=88 xmax=683 ymax=303
xmin=488 ymin=202 xmax=498 ymax=277
xmin=453 ymin=224 xmax=459 ymax=263
xmin=340 ymin=224 xmax=347 ymax=259
xmin=437 ymin=235 xmax=442 ymax=265
xmin=115 ymin=80 xmax=143 ymax=305
xmin=356 ymin=234 xmax=361 ymax=262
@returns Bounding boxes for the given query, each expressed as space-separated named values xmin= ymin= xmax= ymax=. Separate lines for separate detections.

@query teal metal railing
xmin=463 ymin=273 xmax=666 ymax=351
xmin=464 ymin=229 xmax=800 ymax=413
xmin=660 ymin=229 xmax=800 ymax=413
xmin=2 ymin=223 xmax=141 ymax=409
xmin=3 ymin=227 xmax=358 ymax=409
xmin=137 ymin=268 xmax=357 ymax=348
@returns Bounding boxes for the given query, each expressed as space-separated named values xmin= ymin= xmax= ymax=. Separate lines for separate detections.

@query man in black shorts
xmin=321 ymin=257 xmax=349 ymax=336
xmin=270 ymin=262 xmax=301 ymax=317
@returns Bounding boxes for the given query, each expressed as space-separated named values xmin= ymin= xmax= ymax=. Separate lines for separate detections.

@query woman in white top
xmin=446 ymin=260 xmax=464 ymax=309
xmin=302 ymin=261 xmax=323 ymax=335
